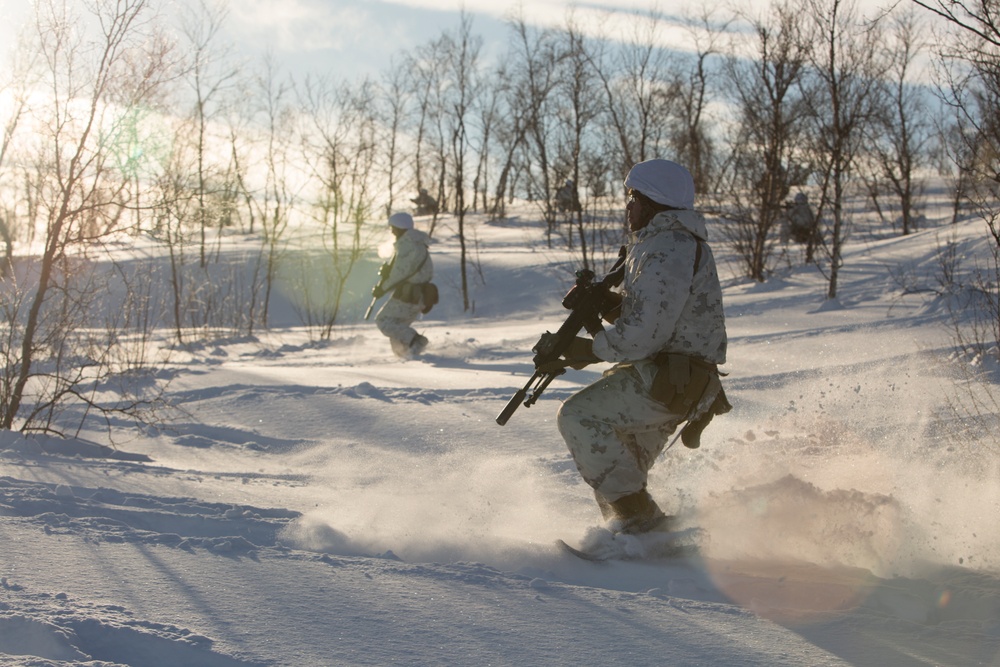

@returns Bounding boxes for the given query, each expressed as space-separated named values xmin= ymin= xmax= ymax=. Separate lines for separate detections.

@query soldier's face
xmin=626 ymin=190 xmax=655 ymax=232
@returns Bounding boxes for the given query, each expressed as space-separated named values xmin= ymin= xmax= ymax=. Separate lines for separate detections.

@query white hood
xmin=623 ymin=159 xmax=695 ymax=210
xmin=643 ymin=209 xmax=709 ymax=242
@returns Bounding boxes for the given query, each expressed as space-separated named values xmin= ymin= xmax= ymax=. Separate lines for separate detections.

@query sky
xmin=0 ymin=0 xmax=669 ymax=83
xmin=0 ymin=0 xmax=915 ymax=88
xmin=221 ymin=0 xmax=690 ymax=82
xmin=200 ymin=0 xmax=909 ymax=82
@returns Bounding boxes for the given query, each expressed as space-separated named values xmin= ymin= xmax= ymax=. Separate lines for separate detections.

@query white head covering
xmin=623 ymin=159 xmax=695 ymax=210
xmin=388 ymin=212 xmax=414 ymax=230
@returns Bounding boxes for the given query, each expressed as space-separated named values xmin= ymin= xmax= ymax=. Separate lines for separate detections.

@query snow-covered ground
xmin=2 ymin=199 xmax=999 ymax=666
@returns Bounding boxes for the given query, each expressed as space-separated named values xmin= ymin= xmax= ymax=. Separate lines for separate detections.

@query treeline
xmin=1 ymin=0 xmax=999 ymax=434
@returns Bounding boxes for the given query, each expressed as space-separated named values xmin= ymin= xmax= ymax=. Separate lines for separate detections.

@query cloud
xmin=229 ymin=0 xmax=370 ymax=53
xmin=212 ymin=0 xmax=712 ymax=82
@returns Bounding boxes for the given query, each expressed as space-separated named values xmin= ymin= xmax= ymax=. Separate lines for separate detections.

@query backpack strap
xmin=688 ymin=233 xmax=704 ymax=294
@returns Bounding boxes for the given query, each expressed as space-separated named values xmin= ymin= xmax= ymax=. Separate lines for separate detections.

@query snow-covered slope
xmin=2 ymin=207 xmax=999 ymax=666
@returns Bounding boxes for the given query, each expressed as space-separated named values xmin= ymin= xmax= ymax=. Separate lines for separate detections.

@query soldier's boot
xmin=389 ymin=338 xmax=411 ymax=358
xmin=609 ymin=488 xmax=674 ymax=535
xmin=409 ymin=334 xmax=428 ymax=355
xmin=594 ymin=490 xmax=616 ymax=522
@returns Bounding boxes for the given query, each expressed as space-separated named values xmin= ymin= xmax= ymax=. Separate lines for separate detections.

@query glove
xmin=536 ymin=336 xmax=600 ymax=373
xmin=602 ymin=291 xmax=623 ymax=324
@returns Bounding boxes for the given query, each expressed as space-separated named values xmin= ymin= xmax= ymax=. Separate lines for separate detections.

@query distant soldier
xmin=555 ymin=179 xmax=581 ymax=213
xmin=781 ymin=192 xmax=816 ymax=245
xmin=373 ymin=212 xmax=434 ymax=358
xmin=411 ymin=189 xmax=439 ymax=216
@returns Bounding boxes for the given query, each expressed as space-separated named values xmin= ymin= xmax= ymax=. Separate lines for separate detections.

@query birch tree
xmin=721 ymin=0 xmax=813 ymax=281
xmin=1 ymin=0 xmax=175 ymax=433
xmin=804 ymin=0 xmax=886 ymax=299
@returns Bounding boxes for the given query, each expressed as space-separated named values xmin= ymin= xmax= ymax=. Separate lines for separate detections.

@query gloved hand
xmin=536 ymin=336 xmax=601 ymax=373
xmin=602 ymin=291 xmax=623 ymax=324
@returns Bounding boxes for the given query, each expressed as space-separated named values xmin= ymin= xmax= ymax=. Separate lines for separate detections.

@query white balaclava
xmin=623 ymin=159 xmax=695 ymax=210
xmin=388 ymin=212 xmax=414 ymax=230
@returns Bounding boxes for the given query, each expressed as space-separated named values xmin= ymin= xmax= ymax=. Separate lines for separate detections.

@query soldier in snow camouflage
xmin=373 ymin=212 xmax=434 ymax=358
xmin=546 ymin=159 xmax=730 ymax=535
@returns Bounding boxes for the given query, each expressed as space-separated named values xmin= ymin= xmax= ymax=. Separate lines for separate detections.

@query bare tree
xmin=553 ymin=16 xmax=604 ymax=270
xmin=153 ymin=0 xmax=247 ymax=343
xmin=934 ymin=120 xmax=976 ymax=225
xmin=440 ymin=13 xmax=484 ymax=312
xmin=153 ymin=143 xmax=202 ymax=344
xmin=405 ymin=52 xmax=436 ymax=212
xmin=507 ymin=15 xmax=565 ymax=241
xmin=177 ymin=0 xmax=240 ymax=268
xmin=488 ymin=60 xmax=531 ymax=219
xmin=589 ymin=11 xmax=680 ymax=181
xmin=471 ymin=67 xmax=502 ymax=213
xmin=406 ymin=40 xmax=451 ymax=235
xmin=0 ymin=0 xmax=175 ymax=433
xmin=673 ymin=10 xmax=728 ymax=193
xmin=803 ymin=0 xmax=886 ymax=299
xmin=377 ymin=59 xmax=413 ymax=217
xmin=0 ymin=27 xmax=37 ymax=278
xmin=241 ymin=54 xmax=298 ymax=331
xmin=297 ymin=76 xmax=379 ymax=339
xmin=867 ymin=6 xmax=932 ymax=235
xmin=912 ymin=0 xmax=1000 ymax=226
xmin=911 ymin=0 xmax=1000 ymax=434
xmin=721 ymin=0 xmax=814 ymax=282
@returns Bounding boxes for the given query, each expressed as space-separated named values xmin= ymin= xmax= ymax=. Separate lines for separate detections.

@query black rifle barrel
xmin=495 ymin=386 xmax=528 ymax=426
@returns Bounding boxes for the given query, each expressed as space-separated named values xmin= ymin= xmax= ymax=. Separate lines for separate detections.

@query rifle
xmin=496 ymin=246 xmax=627 ymax=426
xmin=364 ymin=260 xmax=394 ymax=320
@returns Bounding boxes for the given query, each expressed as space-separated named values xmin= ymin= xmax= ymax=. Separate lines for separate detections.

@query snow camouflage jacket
xmin=592 ymin=208 xmax=727 ymax=389
xmin=385 ymin=229 xmax=433 ymax=292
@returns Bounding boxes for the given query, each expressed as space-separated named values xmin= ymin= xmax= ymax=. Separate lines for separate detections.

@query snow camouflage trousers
xmin=557 ymin=364 xmax=684 ymax=502
xmin=375 ymin=296 xmax=423 ymax=356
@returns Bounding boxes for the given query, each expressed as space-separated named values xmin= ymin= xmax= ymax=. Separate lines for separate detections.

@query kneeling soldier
xmin=548 ymin=159 xmax=730 ymax=534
